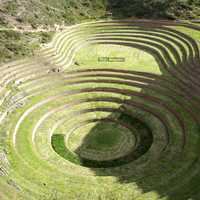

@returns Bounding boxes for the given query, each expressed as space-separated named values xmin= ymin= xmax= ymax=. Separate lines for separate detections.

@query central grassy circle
xmin=67 ymin=121 xmax=136 ymax=161
xmin=81 ymin=123 xmax=124 ymax=150
xmin=52 ymin=114 xmax=153 ymax=167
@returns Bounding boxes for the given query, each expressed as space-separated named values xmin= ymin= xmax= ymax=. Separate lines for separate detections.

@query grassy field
xmin=69 ymin=122 xmax=127 ymax=151
xmin=73 ymin=44 xmax=161 ymax=74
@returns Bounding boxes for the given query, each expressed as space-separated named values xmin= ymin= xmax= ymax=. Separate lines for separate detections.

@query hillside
xmin=0 ymin=1 xmax=199 ymax=65
xmin=0 ymin=0 xmax=200 ymax=29
xmin=0 ymin=0 xmax=107 ymax=29
xmin=108 ymin=0 xmax=200 ymax=19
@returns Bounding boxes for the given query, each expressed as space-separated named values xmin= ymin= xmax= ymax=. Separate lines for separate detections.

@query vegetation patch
xmin=0 ymin=31 xmax=54 ymax=64
xmin=74 ymin=44 xmax=161 ymax=74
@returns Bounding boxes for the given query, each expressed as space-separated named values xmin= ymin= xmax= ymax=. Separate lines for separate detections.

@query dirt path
xmin=0 ymin=26 xmax=65 ymax=33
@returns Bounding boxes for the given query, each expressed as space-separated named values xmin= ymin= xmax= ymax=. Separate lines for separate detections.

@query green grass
xmin=52 ymin=134 xmax=82 ymax=165
xmin=82 ymin=122 xmax=124 ymax=151
xmin=169 ymin=26 xmax=200 ymax=41
xmin=73 ymin=44 xmax=161 ymax=74
xmin=50 ymin=108 xmax=153 ymax=168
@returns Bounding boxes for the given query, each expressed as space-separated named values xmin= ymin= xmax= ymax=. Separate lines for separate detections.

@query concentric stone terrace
xmin=0 ymin=20 xmax=200 ymax=200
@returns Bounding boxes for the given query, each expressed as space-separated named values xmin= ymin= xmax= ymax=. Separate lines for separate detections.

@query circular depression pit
xmin=51 ymin=111 xmax=154 ymax=168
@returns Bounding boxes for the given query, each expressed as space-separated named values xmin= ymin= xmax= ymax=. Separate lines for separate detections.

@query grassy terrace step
xmin=0 ymin=20 xmax=200 ymax=200
xmin=3 ymin=82 xmax=195 ymax=193
xmin=40 ymin=23 xmax=200 ymax=88
xmin=14 ymin=74 xmax=200 ymax=126
xmin=51 ymin=23 xmax=197 ymax=59
xmin=5 ymin=92 xmax=195 ymax=198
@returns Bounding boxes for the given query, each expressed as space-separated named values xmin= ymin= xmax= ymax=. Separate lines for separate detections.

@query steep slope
xmin=0 ymin=0 xmax=107 ymax=28
xmin=0 ymin=0 xmax=200 ymax=30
